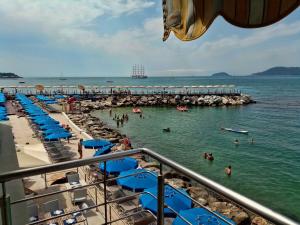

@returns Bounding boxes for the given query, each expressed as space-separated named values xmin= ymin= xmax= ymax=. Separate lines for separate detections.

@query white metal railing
xmin=0 ymin=148 xmax=298 ymax=225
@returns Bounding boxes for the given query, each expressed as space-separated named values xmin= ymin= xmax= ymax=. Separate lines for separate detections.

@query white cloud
xmin=0 ymin=0 xmax=299 ymax=76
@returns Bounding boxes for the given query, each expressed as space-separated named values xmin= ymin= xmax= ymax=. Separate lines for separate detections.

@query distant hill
xmin=251 ymin=67 xmax=300 ymax=76
xmin=211 ymin=72 xmax=232 ymax=78
xmin=0 ymin=72 xmax=22 ymax=79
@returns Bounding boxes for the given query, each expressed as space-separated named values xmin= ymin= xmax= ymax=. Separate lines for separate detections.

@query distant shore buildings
xmin=131 ymin=64 xmax=147 ymax=79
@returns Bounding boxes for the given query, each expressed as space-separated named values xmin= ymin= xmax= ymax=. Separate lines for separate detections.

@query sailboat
xmin=131 ymin=64 xmax=148 ymax=79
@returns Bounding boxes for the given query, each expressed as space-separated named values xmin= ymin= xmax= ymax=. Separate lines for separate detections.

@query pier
xmin=0 ymin=85 xmax=241 ymax=96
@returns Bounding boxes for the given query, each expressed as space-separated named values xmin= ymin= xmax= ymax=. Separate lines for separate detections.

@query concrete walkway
xmin=0 ymin=122 xmax=27 ymax=225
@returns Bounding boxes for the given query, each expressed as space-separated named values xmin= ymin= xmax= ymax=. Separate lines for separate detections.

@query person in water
xmin=207 ymin=153 xmax=214 ymax=161
xmin=225 ymin=165 xmax=232 ymax=176
xmin=234 ymin=139 xmax=239 ymax=145
xmin=203 ymin=152 xmax=208 ymax=159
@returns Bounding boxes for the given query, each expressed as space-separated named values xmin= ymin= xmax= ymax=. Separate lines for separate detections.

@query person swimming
xmin=234 ymin=139 xmax=239 ymax=145
xmin=207 ymin=153 xmax=214 ymax=161
xmin=225 ymin=165 xmax=232 ymax=176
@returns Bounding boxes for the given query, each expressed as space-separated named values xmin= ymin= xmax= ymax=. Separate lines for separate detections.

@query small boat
xmin=19 ymin=81 xmax=25 ymax=84
xmin=132 ymin=108 xmax=142 ymax=113
xmin=106 ymin=80 xmax=114 ymax=83
xmin=222 ymin=127 xmax=249 ymax=134
xmin=176 ymin=106 xmax=188 ymax=112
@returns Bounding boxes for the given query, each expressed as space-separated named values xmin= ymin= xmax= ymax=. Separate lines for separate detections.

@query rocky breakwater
xmin=68 ymin=113 xmax=124 ymax=143
xmin=76 ymin=94 xmax=254 ymax=113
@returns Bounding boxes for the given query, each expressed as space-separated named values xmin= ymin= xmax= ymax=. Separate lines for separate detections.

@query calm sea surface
xmin=1 ymin=76 xmax=300 ymax=220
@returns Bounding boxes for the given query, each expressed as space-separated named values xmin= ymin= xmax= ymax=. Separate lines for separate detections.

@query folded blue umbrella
xmin=43 ymin=128 xmax=69 ymax=136
xmin=99 ymin=157 xmax=138 ymax=175
xmin=39 ymin=124 xmax=62 ymax=130
xmin=31 ymin=116 xmax=52 ymax=121
xmin=93 ymin=144 xmax=114 ymax=157
xmin=117 ymin=169 xmax=157 ymax=192
xmin=0 ymin=116 xmax=9 ymax=121
xmin=44 ymin=132 xmax=71 ymax=141
xmin=82 ymin=139 xmax=111 ymax=149
xmin=139 ymin=185 xmax=192 ymax=217
xmin=172 ymin=208 xmax=236 ymax=225
xmin=35 ymin=119 xmax=59 ymax=125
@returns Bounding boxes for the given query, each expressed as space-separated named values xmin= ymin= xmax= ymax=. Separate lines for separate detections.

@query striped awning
xmin=162 ymin=0 xmax=300 ymax=41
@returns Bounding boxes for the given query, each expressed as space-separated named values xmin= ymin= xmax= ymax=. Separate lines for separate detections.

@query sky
xmin=0 ymin=0 xmax=299 ymax=77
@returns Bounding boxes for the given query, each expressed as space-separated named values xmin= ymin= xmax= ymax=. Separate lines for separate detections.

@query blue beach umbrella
xmin=39 ymin=124 xmax=62 ymax=130
xmin=43 ymin=128 xmax=69 ymax=136
xmin=99 ymin=157 xmax=138 ymax=175
xmin=82 ymin=139 xmax=111 ymax=149
xmin=173 ymin=208 xmax=236 ymax=225
xmin=35 ymin=119 xmax=59 ymax=125
xmin=31 ymin=116 xmax=52 ymax=121
xmin=139 ymin=185 xmax=192 ymax=217
xmin=44 ymin=132 xmax=71 ymax=141
xmin=0 ymin=116 xmax=9 ymax=121
xmin=28 ymin=112 xmax=48 ymax=116
xmin=93 ymin=144 xmax=114 ymax=157
xmin=117 ymin=169 xmax=157 ymax=192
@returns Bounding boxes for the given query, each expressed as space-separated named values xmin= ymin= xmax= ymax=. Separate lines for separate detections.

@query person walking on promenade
xmin=78 ymin=139 xmax=83 ymax=159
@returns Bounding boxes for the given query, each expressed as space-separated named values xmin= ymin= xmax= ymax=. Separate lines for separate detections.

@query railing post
xmin=103 ymin=161 xmax=108 ymax=225
xmin=157 ymin=175 xmax=164 ymax=225
xmin=159 ymin=163 xmax=163 ymax=175
xmin=44 ymin=173 xmax=47 ymax=189
xmin=1 ymin=183 xmax=12 ymax=225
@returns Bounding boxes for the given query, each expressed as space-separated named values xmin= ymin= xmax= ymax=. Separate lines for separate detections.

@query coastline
xmin=3 ymin=94 xmax=271 ymax=224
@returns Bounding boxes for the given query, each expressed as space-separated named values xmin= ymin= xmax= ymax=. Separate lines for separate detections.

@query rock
xmin=187 ymin=186 xmax=209 ymax=200
xmin=251 ymin=217 xmax=269 ymax=225
xmin=209 ymin=202 xmax=250 ymax=225
xmin=165 ymin=178 xmax=187 ymax=188
xmin=195 ymin=197 xmax=208 ymax=206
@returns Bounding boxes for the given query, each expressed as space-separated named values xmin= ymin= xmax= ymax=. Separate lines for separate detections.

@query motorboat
xmin=132 ymin=108 xmax=142 ymax=113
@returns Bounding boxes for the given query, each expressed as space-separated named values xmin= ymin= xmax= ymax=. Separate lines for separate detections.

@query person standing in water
xmin=234 ymin=139 xmax=239 ymax=145
xmin=109 ymin=108 xmax=112 ymax=117
xmin=225 ymin=165 xmax=232 ymax=176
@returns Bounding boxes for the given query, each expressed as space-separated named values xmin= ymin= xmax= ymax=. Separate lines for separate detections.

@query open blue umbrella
xmin=44 ymin=132 xmax=71 ymax=141
xmin=117 ymin=169 xmax=157 ymax=192
xmin=82 ymin=139 xmax=111 ymax=149
xmin=39 ymin=124 xmax=62 ymax=130
xmin=99 ymin=157 xmax=138 ymax=175
xmin=43 ymin=128 xmax=69 ymax=136
xmin=139 ymin=185 xmax=192 ymax=217
xmin=93 ymin=144 xmax=114 ymax=157
xmin=173 ymin=208 xmax=236 ymax=225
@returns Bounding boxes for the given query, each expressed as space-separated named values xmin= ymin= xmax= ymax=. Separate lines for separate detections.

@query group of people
xmin=203 ymin=152 xmax=232 ymax=176
xmin=111 ymin=111 xmax=129 ymax=128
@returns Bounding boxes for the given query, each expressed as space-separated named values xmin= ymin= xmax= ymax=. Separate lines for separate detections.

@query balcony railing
xmin=0 ymin=148 xmax=298 ymax=225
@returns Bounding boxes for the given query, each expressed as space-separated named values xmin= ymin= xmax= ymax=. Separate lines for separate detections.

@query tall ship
xmin=131 ymin=64 xmax=148 ymax=79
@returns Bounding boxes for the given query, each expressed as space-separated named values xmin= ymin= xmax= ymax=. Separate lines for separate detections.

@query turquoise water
xmin=2 ymin=76 xmax=300 ymax=220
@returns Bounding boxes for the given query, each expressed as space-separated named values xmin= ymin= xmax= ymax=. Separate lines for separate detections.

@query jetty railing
xmin=0 ymin=148 xmax=298 ymax=225
xmin=0 ymin=85 xmax=241 ymax=96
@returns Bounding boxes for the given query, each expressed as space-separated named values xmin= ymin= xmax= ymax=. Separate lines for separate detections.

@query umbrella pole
xmin=157 ymin=175 xmax=164 ymax=225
